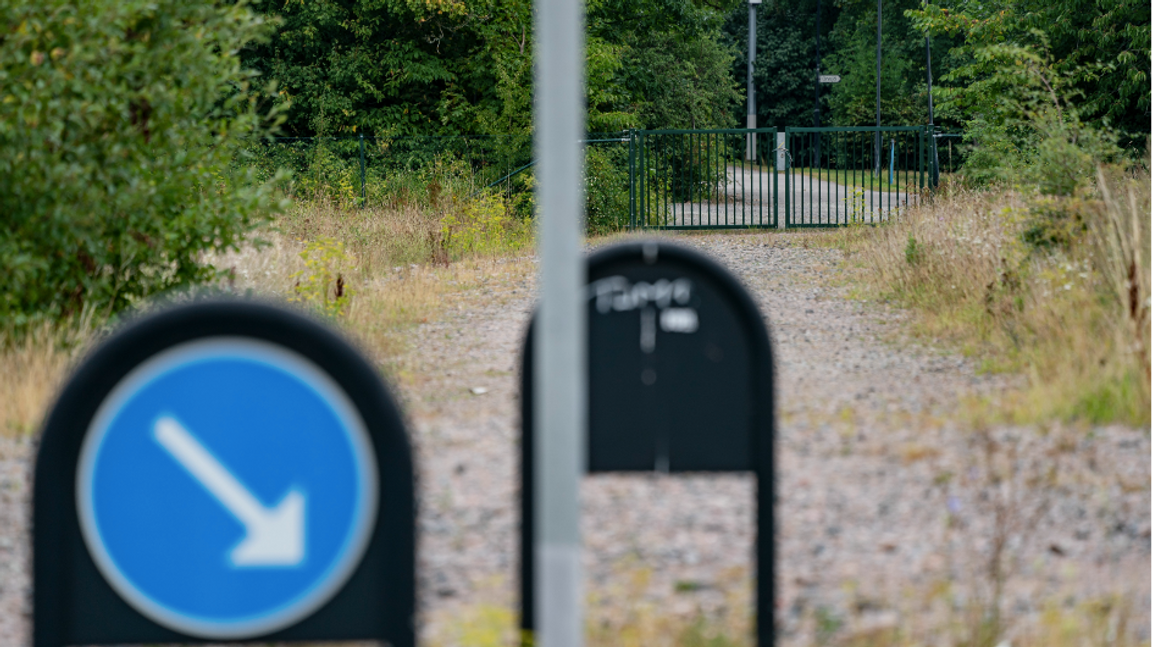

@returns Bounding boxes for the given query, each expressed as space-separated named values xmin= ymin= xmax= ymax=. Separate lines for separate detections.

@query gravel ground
xmin=0 ymin=231 xmax=1147 ymax=646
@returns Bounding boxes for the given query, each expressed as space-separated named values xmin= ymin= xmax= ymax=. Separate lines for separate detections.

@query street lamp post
xmin=746 ymin=0 xmax=760 ymax=160
xmin=813 ymin=0 xmax=822 ymax=162
xmin=926 ymin=33 xmax=940 ymax=187
xmin=814 ymin=0 xmax=821 ymax=128
xmin=875 ymin=0 xmax=882 ymax=175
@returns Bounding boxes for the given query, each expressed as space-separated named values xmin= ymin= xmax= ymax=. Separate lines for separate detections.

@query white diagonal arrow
xmin=153 ymin=416 xmax=305 ymax=567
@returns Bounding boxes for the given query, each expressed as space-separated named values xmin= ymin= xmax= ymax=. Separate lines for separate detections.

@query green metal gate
xmin=627 ymin=125 xmax=932 ymax=229
xmin=628 ymin=128 xmax=779 ymax=229
xmin=784 ymin=126 xmax=930 ymax=227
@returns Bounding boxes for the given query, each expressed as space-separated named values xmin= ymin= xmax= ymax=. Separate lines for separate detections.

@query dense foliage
xmin=907 ymin=0 xmax=1149 ymax=186
xmin=723 ymin=0 xmax=958 ymax=130
xmin=911 ymin=0 xmax=1150 ymax=146
xmin=241 ymin=0 xmax=743 ymax=139
xmin=0 ymin=0 xmax=285 ymax=327
xmin=823 ymin=0 xmax=955 ymax=127
xmin=724 ymin=0 xmax=831 ymax=129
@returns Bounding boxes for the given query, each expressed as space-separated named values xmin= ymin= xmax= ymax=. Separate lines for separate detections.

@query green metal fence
xmin=625 ymin=125 xmax=934 ymax=230
xmin=242 ymin=133 xmax=633 ymax=210
xmin=239 ymin=127 xmax=938 ymax=226
xmin=238 ymin=134 xmax=528 ymax=207
xmin=784 ymin=126 xmax=930 ymax=227
xmin=628 ymin=128 xmax=779 ymax=229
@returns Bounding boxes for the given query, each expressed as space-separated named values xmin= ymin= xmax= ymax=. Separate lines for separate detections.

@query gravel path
xmin=0 ymin=231 xmax=1147 ymax=646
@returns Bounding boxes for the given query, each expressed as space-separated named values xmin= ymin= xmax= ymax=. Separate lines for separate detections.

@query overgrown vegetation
xmin=0 ymin=0 xmax=287 ymax=329
xmin=831 ymin=6 xmax=1150 ymax=425
xmin=0 ymin=191 xmax=534 ymax=437
xmin=839 ymin=165 xmax=1149 ymax=424
xmin=240 ymin=0 xmax=741 ymax=138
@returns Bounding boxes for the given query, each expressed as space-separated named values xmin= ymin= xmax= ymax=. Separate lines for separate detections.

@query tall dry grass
xmin=838 ymin=169 xmax=1150 ymax=425
xmin=1090 ymin=167 xmax=1151 ymax=388
xmin=213 ymin=194 xmax=534 ymax=368
xmin=1 ymin=192 xmax=535 ymax=439
xmin=0 ymin=319 xmax=93 ymax=438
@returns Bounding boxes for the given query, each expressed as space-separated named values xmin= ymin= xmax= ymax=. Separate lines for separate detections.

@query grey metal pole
xmin=746 ymin=0 xmax=758 ymax=160
xmin=814 ymin=0 xmax=821 ymax=128
xmin=875 ymin=0 xmax=882 ymax=175
xmin=925 ymin=34 xmax=940 ymax=187
xmin=813 ymin=0 xmax=822 ymax=163
xmin=533 ymin=0 xmax=586 ymax=643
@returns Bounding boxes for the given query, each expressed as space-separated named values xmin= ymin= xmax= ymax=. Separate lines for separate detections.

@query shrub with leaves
xmin=440 ymin=192 xmax=532 ymax=260
xmin=0 ymin=0 xmax=286 ymax=329
xmin=290 ymin=237 xmax=355 ymax=318
xmin=584 ymin=145 xmax=630 ymax=235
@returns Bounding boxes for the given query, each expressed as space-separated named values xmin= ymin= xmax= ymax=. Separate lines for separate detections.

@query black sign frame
xmin=33 ymin=300 xmax=415 ymax=647
xmin=520 ymin=241 xmax=777 ymax=645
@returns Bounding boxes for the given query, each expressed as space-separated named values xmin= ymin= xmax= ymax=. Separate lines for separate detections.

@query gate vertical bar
xmin=817 ymin=130 xmax=824 ymax=224
xmin=919 ymin=127 xmax=926 ymax=193
xmin=784 ymin=129 xmax=790 ymax=228
xmin=628 ymin=131 xmax=636 ymax=230
xmin=672 ymin=132 xmax=681 ymax=225
xmin=708 ymin=133 xmax=713 ymax=227
xmin=758 ymin=130 xmax=765 ymax=226
xmin=689 ymin=133 xmax=696 ymax=226
xmin=869 ymin=131 xmax=875 ymax=222
xmin=710 ymin=133 xmax=717 ymax=227
xmin=806 ymin=132 xmax=812 ymax=225
xmin=723 ymin=133 xmax=729 ymax=226
xmin=834 ymin=133 xmax=840 ymax=224
xmin=641 ymin=132 xmax=648 ymax=228
xmin=739 ymin=131 xmax=745 ymax=226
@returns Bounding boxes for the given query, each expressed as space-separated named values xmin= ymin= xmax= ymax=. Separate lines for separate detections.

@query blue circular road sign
xmin=75 ymin=337 xmax=379 ymax=640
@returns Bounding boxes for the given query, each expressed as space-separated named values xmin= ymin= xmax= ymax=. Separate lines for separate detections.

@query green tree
xmin=596 ymin=0 xmax=742 ymax=130
xmin=909 ymin=0 xmax=1151 ymax=149
xmin=0 ymin=0 xmax=286 ymax=328
xmin=619 ymin=29 xmax=741 ymax=130
xmin=725 ymin=0 xmax=838 ymax=129
xmin=242 ymin=0 xmax=743 ymax=138
xmin=243 ymin=0 xmax=463 ymax=136
xmin=821 ymin=0 xmax=946 ymax=127
xmin=902 ymin=0 xmax=1148 ymax=187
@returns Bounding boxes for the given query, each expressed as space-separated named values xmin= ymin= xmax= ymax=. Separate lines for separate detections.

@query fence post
xmin=782 ymin=129 xmax=789 ymax=230
xmin=628 ymin=130 xmax=636 ymax=230
xmin=637 ymin=132 xmax=646 ymax=228
xmin=931 ymin=128 xmax=940 ymax=189
xmin=358 ymin=132 xmax=367 ymax=207
xmin=918 ymin=127 xmax=925 ymax=192
xmin=773 ymin=128 xmax=780 ymax=229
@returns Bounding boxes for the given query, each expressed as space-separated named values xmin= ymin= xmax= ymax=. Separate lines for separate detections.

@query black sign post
xmin=520 ymin=241 xmax=777 ymax=644
xmin=34 ymin=300 xmax=415 ymax=646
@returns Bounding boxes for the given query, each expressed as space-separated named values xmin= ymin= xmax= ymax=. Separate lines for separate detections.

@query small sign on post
xmin=520 ymin=241 xmax=777 ymax=646
xmin=818 ymin=74 xmax=841 ymax=83
xmin=34 ymin=301 xmax=415 ymax=647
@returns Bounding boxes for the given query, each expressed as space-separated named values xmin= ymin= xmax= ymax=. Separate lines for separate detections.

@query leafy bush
xmin=840 ymin=164 xmax=1150 ymax=424
xmin=440 ymin=192 xmax=532 ymax=260
xmin=0 ymin=0 xmax=286 ymax=329
xmin=585 ymin=144 xmax=631 ymax=235
xmin=290 ymin=237 xmax=355 ymax=318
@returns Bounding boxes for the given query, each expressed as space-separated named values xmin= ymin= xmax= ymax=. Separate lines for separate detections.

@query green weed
xmin=290 ymin=237 xmax=355 ymax=318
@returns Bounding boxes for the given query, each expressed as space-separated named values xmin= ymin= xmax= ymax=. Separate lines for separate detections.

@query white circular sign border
xmin=75 ymin=337 xmax=380 ymax=640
